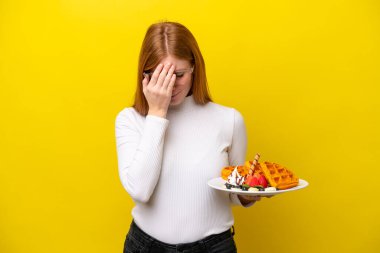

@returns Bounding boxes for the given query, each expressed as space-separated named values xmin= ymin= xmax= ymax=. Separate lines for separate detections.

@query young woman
xmin=115 ymin=21 xmax=262 ymax=253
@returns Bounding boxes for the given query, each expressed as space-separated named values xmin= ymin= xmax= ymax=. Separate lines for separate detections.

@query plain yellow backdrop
xmin=1 ymin=0 xmax=379 ymax=252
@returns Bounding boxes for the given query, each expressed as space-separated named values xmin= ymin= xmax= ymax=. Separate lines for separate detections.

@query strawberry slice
xmin=258 ymin=175 xmax=268 ymax=188
xmin=244 ymin=175 xmax=259 ymax=187
xmin=251 ymin=176 xmax=259 ymax=187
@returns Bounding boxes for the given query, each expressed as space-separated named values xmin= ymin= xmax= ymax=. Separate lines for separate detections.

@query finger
xmin=240 ymin=196 xmax=255 ymax=201
xmin=167 ymin=74 xmax=176 ymax=95
xmin=162 ymin=65 xmax=175 ymax=89
xmin=252 ymin=196 xmax=261 ymax=201
xmin=150 ymin=63 xmax=164 ymax=86
xmin=244 ymin=196 xmax=260 ymax=202
xmin=142 ymin=75 xmax=149 ymax=91
xmin=156 ymin=63 xmax=172 ymax=87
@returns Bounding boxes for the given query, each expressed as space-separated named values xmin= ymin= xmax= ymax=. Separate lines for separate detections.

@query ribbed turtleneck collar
xmin=167 ymin=94 xmax=197 ymax=114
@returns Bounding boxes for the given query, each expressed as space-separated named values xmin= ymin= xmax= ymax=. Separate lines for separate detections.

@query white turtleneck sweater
xmin=115 ymin=94 xmax=254 ymax=244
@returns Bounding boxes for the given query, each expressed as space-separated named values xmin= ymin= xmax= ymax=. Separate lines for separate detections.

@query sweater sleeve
xmin=227 ymin=109 xmax=256 ymax=208
xmin=115 ymin=109 xmax=169 ymax=203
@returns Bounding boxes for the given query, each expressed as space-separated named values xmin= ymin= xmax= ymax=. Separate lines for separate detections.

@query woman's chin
xmin=170 ymin=99 xmax=181 ymax=106
xmin=170 ymin=93 xmax=180 ymax=101
xmin=170 ymin=95 xmax=183 ymax=106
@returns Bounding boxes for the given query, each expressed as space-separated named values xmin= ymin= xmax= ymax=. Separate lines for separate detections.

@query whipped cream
xmin=226 ymin=166 xmax=245 ymax=186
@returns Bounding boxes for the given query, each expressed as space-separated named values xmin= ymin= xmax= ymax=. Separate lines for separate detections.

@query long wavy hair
xmin=132 ymin=21 xmax=213 ymax=116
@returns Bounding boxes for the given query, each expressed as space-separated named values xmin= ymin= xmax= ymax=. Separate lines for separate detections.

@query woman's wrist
xmin=148 ymin=109 xmax=167 ymax=118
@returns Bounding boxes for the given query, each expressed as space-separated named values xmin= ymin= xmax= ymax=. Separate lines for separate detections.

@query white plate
xmin=207 ymin=177 xmax=309 ymax=196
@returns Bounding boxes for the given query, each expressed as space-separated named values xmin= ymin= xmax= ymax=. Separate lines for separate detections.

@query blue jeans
xmin=123 ymin=220 xmax=237 ymax=253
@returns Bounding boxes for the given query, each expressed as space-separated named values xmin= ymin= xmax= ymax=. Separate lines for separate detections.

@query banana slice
xmin=264 ymin=187 xmax=277 ymax=192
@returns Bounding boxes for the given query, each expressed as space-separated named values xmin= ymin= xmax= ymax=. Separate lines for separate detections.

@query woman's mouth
xmin=172 ymin=91 xmax=180 ymax=97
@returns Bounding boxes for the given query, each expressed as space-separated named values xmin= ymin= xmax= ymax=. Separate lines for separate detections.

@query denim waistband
xmin=129 ymin=219 xmax=234 ymax=251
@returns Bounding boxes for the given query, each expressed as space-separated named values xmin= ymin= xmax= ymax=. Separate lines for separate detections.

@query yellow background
xmin=1 ymin=1 xmax=379 ymax=252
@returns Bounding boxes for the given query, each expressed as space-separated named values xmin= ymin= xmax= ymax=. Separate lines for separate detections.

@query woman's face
xmin=159 ymin=55 xmax=194 ymax=107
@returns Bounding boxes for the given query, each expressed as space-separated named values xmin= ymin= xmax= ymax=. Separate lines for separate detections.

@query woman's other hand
xmin=143 ymin=63 xmax=177 ymax=118
xmin=238 ymin=195 xmax=262 ymax=205
xmin=237 ymin=194 xmax=274 ymax=206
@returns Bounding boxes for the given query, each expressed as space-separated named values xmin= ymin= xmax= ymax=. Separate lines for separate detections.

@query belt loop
xmin=231 ymin=225 xmax=235 ymax=236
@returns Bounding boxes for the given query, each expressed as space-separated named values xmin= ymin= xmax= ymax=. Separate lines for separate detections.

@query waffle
xmin=221 ymin=165 xmax=248 ymax=180
xmin=257 ymin=161 xmax=299 ymax=190
xmin=244 ymin=160 xmax=265 ymax=177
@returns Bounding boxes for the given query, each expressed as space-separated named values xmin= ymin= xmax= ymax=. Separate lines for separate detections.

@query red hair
xmin=132 ymin=21 xmax=213 ymax=116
